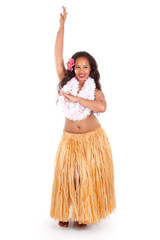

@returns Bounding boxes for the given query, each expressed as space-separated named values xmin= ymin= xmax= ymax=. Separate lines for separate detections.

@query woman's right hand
xmin=59 ymin=6 xmax=68 ymax=26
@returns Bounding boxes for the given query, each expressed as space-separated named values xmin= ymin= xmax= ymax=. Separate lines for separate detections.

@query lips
xmin=79 ymin=74 xmax=85 ymax=78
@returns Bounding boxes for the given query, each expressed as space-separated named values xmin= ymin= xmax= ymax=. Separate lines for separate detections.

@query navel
xmin=77 ymin=125 xmax=81 ymax=129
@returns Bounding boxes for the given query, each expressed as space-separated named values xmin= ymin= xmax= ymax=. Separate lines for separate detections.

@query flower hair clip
xmin=66 ymin=58 xmax=75 ymax=71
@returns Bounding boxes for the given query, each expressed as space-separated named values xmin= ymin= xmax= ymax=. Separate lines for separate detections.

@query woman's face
xmin=74 ymin=57 xmax=91 ymax=83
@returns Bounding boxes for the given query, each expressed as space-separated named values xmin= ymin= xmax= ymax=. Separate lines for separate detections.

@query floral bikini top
xmin=56 ymin=76 xmax=96 ymax=121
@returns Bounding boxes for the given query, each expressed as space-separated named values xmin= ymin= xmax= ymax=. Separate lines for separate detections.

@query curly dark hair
xmin=56 ymin=51 xmax=102 ymax=116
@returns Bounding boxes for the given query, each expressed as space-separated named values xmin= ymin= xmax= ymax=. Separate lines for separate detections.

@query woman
xmin=50 ymin=6 xmax=116 ymax=228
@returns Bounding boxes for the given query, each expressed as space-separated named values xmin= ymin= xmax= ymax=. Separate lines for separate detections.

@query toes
xmin=58 ymin=221 xmax=69 ymax=227
xmin=77 ymin=222 xmax=87 ymax=227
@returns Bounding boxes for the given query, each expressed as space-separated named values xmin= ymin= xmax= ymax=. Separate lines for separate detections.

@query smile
xmin=79 ymin=74 xmax=85 ymax=78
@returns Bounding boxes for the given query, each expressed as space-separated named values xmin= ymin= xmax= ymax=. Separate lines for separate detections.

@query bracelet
xmin=58 ymin=32 xmax=64 ymax=35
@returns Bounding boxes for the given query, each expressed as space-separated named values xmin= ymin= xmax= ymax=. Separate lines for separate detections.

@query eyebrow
xmin=75 ymin=64 xmax=88 ymax=66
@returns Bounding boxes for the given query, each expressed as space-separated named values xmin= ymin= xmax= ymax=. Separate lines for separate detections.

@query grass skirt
xmin=50 ymin=124 xmax=116 ymax=224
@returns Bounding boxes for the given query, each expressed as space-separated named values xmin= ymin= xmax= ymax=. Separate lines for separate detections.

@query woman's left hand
xmin=58 ymin=91 xmax=79 ymax=103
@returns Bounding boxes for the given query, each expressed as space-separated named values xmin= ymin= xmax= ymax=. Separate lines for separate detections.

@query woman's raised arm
xmin=55 ymin=6 xmax=68 ymax=82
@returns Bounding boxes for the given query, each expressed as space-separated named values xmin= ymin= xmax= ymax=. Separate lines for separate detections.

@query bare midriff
xmin=63 ymin=111 xmax=100 ymax=134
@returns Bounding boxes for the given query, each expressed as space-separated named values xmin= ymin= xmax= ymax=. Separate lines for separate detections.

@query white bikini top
xmin=56 ymin=76 xmax=96 ymax=121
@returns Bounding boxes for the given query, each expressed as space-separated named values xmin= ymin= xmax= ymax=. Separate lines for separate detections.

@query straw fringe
xmin=50 ymin=125 xmax=116 ymax=224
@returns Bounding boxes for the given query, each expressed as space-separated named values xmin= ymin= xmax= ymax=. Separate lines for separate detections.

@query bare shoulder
xmin=95 ymin=88 xmax=105 ymax=97
xmin=95 ymin=88 xmax=101 ymax=92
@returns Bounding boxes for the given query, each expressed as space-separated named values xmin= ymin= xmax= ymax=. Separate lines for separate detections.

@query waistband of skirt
xmin=63 ymin=124 xmax=102 ymax=138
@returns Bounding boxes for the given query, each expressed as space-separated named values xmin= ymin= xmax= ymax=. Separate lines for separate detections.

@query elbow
xmin=101 ymin=102 xmax=107 ymax=113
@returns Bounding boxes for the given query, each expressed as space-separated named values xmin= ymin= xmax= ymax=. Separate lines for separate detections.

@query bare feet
xmin=58 ymin=221 xmax=69 ymax=228
xmin=75 ymin=221 xmax=87 ymax=227
xmin=58 ymin=220 xmax=87 ymax=228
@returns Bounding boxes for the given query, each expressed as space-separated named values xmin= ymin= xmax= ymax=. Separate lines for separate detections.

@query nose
xmin=78 ymin=68 xmax=86 ymax=73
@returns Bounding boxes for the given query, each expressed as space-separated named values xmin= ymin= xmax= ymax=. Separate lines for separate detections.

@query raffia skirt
xmin=50 ymin=124 xmax=116 ymax=224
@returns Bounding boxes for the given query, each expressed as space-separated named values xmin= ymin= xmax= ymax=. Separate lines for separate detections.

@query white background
xmin=0 ymin=0 xmax=160 ymax=239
